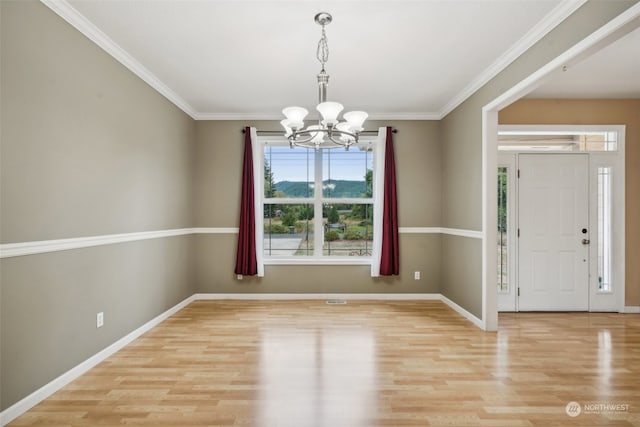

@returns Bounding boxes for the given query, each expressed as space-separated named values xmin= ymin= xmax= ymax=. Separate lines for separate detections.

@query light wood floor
xmin=9 ymin=300 xmax=640 ymax=426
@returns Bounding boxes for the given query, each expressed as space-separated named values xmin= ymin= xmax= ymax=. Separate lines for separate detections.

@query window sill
xmin=264 ymin=257 xmax=372 ymax=266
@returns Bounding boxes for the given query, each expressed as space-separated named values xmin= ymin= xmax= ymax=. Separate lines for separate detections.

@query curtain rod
xmin=241 ymin=128 xmax=397 ymax=135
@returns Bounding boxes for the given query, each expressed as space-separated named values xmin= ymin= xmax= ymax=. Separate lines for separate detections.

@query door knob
xmin=582 ymin=239 xmax=590 ymax=245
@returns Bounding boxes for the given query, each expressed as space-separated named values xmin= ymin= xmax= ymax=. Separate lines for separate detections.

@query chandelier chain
xmin=316 ymin=26 xmax=329 ymax=70
xmin=282 ymin=12 xmax=368 ymax=150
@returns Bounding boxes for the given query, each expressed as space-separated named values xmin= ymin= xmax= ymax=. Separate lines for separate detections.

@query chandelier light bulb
xmin=343 ymin=111 xmax=368 ymax=133
xmin=282 ymin=106 xmax=309 ymax=130
xmin=336 ymin=122 xmax=355 ymax=142
xmin=280 ymin=119 xmax=293 ymax=137
xmin=306 ymin=125 xmax=325 ymax=143
xmin=316 ymin=101 xmax=344 ymax=127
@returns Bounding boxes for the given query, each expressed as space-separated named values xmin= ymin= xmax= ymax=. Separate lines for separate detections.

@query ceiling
xmin=528 ymin=25 xmax=640 ymax=98
xmin=43 ymin=0 xmax=635 ymax=120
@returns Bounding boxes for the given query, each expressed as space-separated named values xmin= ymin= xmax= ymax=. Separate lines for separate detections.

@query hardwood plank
xmin=8 ymin=301 xmax=640 ymax=426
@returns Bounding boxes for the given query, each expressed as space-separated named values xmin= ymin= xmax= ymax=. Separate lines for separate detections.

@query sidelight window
xmin=497 ymin=166 xmax=509 ymax=293
xmin=597 ymin=167 xmax=612 ymax=293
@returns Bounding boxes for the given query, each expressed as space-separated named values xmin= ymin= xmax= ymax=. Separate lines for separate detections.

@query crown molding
xmin=41 ymin=0 xmax=586 ymax=123
xmin=438 ymin=0 xmax=588 ymax=119
xmin=40 ymin=0 xmax=199 ymax=119
xmin=193 ymin=112 xmax=286 ymax=121
xmin=194 ymin=112 xmax=442 ymax=121
xmin=367 ymin=112 xmax=442 ymax=121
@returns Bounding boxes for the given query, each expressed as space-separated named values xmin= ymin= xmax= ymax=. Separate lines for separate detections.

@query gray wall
xmin=3 ymin=0 xmax=637 ymax=414
xmin=439 ymin=0 xmax=638 ymax=318
xmin=193 ymin=120 xmax=442 ymax=294
xmin=1 ymin=1 xmax=196 ymax=410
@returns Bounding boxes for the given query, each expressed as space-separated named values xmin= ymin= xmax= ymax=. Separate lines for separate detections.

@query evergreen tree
xmin=364 ymin=169 xmax=373 ymax=197
xmin=264 ymin=158 xmax=275 ymax=198
xmin=281 ymin=211 xmax=297 ymax=227
xmin=351 ymin=169 xmax=373 ymax=219
xmin=328 ymin=205 xmax=340 ymax=224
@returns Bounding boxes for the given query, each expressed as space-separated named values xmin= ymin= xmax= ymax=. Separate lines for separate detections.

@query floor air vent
xmin=325 ymin=300 xmax=347 ymax=305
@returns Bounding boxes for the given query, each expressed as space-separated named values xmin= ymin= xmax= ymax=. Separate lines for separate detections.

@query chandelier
xmin=281 ymin=12 xmax=368 ymax=151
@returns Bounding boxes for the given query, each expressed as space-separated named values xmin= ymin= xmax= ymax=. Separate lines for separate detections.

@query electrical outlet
xmin=96 ymin=312 xmax=104 ymax=328
xmin=414 ymin=271 xmax=421 ymax=280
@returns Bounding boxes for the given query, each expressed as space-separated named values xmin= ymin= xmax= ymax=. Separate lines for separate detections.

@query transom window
xmin=498 ymin=128 xmax=618 ymax=152
xmin=260 ymin=140 xmax=375 ymax=261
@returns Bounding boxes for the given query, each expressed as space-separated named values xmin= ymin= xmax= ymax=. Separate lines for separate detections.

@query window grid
xmin=263 ymin=142 xmax=374 ymax=259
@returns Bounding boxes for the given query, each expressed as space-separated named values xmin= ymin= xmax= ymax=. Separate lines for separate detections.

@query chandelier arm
xmin=293 ymin=141 xmax=324 ymax=150
xmin=326 ymin=133 xmax=350 ymax=147
xmin=292 ymin=141 xmax=348 ymax=150
xmin=289 ymin=128 xmax=332 ymax=145
xmin=331 ymin=129 xmax=358 ymax=140
xmin=288 ymin=128 xmax=357 ymax=149
xmin=289 ymin=134 xmax=320 ymax=146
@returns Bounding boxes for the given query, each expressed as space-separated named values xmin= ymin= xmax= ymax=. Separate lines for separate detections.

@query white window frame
xmin=255 ymin=132 xmax=384 ymax=266
xmin=497 ymin=153 xmax=517 ymax=312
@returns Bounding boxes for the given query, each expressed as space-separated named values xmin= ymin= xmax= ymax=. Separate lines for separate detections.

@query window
xmin=498 ymin=129 xmax=618 ymax=152
xmin=261 ymin=140 xmax=375 ymax=261
xmin=597 ymin=167 xmax=612 ymax=292
xmin=497 ymin=166 xmax=509 ymax=293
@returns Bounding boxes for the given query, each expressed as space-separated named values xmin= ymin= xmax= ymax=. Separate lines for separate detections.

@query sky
xmin=266 ymin=145 xmax=372 ymax=182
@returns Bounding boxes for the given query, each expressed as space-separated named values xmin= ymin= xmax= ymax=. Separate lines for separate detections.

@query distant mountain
xmin=275 ymin=180 xmax=368 ymax=198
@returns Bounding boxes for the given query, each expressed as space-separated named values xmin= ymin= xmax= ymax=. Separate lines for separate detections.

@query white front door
xmin=518 ymin=154 xmax=590 ymax=311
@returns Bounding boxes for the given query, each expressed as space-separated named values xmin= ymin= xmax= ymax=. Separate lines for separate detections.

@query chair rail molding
xmin=1 ymin=227 xmax=483 ymax=258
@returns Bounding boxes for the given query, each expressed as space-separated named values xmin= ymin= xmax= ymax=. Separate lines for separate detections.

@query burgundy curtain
xmin=234 ymin=127 xmax=258 ymax=275
xmin=380 ymin=127 xmax=399 ymax=275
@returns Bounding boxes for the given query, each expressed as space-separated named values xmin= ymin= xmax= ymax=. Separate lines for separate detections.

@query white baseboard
xmin=195 ymin=293 xmax=484 ymax=329
xmin=623 ymin=306 xmax=640 ymax=314
xmin=1 ymin=292 xmax=480 ymax=425
xmin=440 ymin=294 xmax=485 ymax=329
xmin=194 ymin=293 xmax=484 ymax=328
xmin=0 ymin=295 xmax=195 ymax=426
xmin=193 ymin=293 xmax=442 ymax=300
